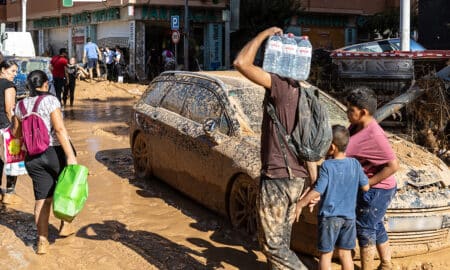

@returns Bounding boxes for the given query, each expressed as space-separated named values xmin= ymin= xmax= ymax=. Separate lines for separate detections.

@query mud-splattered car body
xmin=130 ymin=71 xmax=450 ymax=257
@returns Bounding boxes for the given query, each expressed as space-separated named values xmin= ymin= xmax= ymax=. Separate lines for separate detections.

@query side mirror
xmin=203 ymin=118 xmax=217 ymax=137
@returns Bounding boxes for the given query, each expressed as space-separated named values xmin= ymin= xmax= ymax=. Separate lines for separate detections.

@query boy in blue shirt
xmin=295 ymin=125 xmax=369 ymax=270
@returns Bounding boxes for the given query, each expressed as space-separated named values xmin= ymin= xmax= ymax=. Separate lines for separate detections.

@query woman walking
xmin=14 ymin=70 xmax=77 ymax=254
xmin=0 ymin=60 xmax=20 ymax=204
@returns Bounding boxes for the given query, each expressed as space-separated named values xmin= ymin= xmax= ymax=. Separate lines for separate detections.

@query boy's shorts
xmin=318 ymin=216 xmax=356 ymax=253
xmin=87 ymin=58 xmax=98 ymax=69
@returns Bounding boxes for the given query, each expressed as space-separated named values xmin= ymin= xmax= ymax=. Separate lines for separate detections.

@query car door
xmin=135 ymin=80 xmax=185 ymax=183
xmin=174 ymin=84 xmax=235 ymax=213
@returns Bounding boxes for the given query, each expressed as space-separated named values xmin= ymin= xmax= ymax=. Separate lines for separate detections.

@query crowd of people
xmin=234 ymin=27 xmax=398 ymax=270
xmin=0 ymin=28 xmax=400 ymax=268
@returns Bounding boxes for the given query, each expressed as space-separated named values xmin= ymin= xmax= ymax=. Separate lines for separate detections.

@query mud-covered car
xmin=130 ymin=71 xmax=450 ymax=258
xmin=6 ymin=57 xmax=54 ymax=99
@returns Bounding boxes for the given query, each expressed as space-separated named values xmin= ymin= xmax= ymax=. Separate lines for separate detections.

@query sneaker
xmin=2 ymin=193 xmax=22 ymax=204
xmin=36 ymin=236 xmax=49 ymax=255
xmin=59 ymin=221 xmax=75 ymax=237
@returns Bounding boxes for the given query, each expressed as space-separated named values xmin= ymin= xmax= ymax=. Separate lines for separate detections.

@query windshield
xmin=21 ymin=60 xmax=49 ymax=74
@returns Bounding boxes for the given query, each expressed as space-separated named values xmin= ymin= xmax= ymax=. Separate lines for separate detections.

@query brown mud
xmin=0 ymin=80 xmax=449 ymax=269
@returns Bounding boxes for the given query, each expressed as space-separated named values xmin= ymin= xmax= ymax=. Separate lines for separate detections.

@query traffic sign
xmin=171 ymin=30 xmax=180 ymax=44
xmin=171 ymin=15 xmax=180 ymax=30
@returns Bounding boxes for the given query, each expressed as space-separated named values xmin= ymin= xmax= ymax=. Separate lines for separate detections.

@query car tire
xmin=132 ymin=133 xmax=152 ymax=179
xmin=229 ymin=175 xmax=258 ymax=235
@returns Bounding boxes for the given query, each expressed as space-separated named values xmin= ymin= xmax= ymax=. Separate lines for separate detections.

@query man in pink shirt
xmin=345 ymin=87 xmax=399 ymax=270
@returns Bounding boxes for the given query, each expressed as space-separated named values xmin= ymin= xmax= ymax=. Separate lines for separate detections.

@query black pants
xmin=25 ymin=146 xmax=66 ymax=200
xmin=106 ymin=63 xmax=114 ymax=81
xmin=63 ymin=77 xmax=76 ymax=106
xmin=0 ymin=159 xmax=17 ymax=194
xmin=53 ymin=77 xmax=65 ymax=103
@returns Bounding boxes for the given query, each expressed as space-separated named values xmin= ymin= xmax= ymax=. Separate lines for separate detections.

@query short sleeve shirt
xmin=50 ymin=55 xmax=68 ymax=79
xmin=314 ymin=158 xmax=368 ymax=218
xmin=15 ymin=95 xmax=61 ymax=146
xmin=84 ymin=42 xmax=99 ymax=59
xmin=260 ymin=74 xmax=307 ymax=179
xmin=346 ymin=120 xmax=397 ymax=189
xmin=0 ymin=78 xmax=16 ymax=129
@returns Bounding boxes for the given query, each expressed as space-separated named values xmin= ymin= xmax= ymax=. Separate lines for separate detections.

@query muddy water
xmin=1 ymin=80 xmax=449 ymax=270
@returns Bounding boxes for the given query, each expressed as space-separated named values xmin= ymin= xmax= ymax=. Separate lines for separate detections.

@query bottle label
xmin=297 ymin=47 xmax=312 ymax=57
xmin=284 ymin=44 xmax=297 ymax=55
xmin=268 ymin=41 xmax=282 ymax=53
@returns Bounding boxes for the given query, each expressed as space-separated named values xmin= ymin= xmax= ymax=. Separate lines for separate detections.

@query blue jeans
xmin=356 ymin=187 xmax=396 ymax=247
xmin=318 ymin=217 xmax=356 ymax=252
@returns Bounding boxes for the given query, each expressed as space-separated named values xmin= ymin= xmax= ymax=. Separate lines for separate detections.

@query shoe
xmin=36 ymin=236 xmax=49 ymax=255
xmin=59 ymin=221 xmax=75 ymax=237
xmin=2 ymin=193 xmax=22 ymax=204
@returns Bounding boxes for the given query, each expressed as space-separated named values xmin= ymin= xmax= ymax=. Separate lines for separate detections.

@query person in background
xmin=103 ymin=47 xmax=115 ymax=81
xmin=50 ymin=48 xmax=69 ymax=104
xmin=14 ymin=70 xmax=77 ymax=254
xmin=0 ymin=60 xmax=19 ymax=204
xmin=345 ymin=87 xmax=399 ymax=270
xmin=63 ymin=57 xmax=79 ymax=107
xmin=114 ymin=46 xmax=126 ymax=82
xmin=83 ymin=37 xmax=102 ymax=82
xmin=295 ymin=125 xmax=369 ymax=270
xmin=162 ymin=48 xmax=175 ymax=71
xmin=146 ymin=48 xmax=160 ymax=80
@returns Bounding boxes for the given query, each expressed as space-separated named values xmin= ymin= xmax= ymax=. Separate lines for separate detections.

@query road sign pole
xmin=184 ymin=0 xmax=189 ymax=71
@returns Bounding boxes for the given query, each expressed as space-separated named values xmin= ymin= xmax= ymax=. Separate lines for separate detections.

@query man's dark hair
xmin=86 ymin=37 xmax=91 ymax=42
xmin=331 ymin=125 xmax=349 ymax=152
xmin=346 ymin=86 xmax=377 ymax=115
xmin=59 ymin=48 xmax=67 ymax=55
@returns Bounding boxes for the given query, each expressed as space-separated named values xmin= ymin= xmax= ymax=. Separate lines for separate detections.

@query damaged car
xmin=129 ymin=71 xmax=450 ymax=257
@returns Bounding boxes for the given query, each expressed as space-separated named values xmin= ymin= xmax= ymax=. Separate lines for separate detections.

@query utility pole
xmin=184 ymin=0 xmax=189 ymax=70
xmin=400 ymin=0 xmax=410 ymax=51
xmin=22 ymin=0 xmax=27 ymax=32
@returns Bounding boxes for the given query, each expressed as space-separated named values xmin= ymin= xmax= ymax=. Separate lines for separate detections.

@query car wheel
xmin=229 ymin=175 xmax=258 ymax=235
xmin=132 ymin=133 xmax=152 ymax=179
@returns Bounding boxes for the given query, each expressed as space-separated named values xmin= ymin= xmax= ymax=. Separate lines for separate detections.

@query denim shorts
xmin=87 ymin=58 xmax=98 ymax=69
xmin=356 ymin=187 xmax=396 ymax=247
xmin=318 ymin=216 xmax=356 ymax=253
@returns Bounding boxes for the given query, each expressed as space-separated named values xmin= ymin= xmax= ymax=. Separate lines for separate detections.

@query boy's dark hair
xmin=59 ymin=48 xmax=67 ymax=55
xmin=331 ymin=125 xmax=349 ymax=152
xmin=86 ymin=37 xmax=91 ymax=42
xmin=346 ymin=86 xmax=377 ymax=115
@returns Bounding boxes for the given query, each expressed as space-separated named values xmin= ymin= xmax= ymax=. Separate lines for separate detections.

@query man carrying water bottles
xmin=234 ymin=27 xmax=308 ymax=270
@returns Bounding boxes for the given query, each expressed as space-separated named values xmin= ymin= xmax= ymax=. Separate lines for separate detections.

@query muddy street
xmin=1 ymin=80 xmax=449 ymax=270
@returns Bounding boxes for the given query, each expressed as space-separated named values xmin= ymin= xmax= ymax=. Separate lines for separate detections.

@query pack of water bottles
xmin=263 ymin=33 xmax=312 ymax=81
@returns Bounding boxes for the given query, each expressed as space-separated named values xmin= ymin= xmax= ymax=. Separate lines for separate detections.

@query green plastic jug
xmin=53 ymin=164 xmax=89 ymax=222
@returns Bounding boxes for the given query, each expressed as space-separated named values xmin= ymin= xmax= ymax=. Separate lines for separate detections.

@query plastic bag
xmin=53 ymin=164 xmax=89 ymax=222
xmin=0 ymin=127 xmax=26 ymax=164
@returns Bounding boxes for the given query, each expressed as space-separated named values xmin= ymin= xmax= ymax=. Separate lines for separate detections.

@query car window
xmin=160 ymin=82 xmax=191 ymax=114
xmin=26 ymin=60 xmax=48 ymax=73
xmin=182 ymin=86 xmax=226 ymax=131
xmin=360 ymin=42 xmax=383 ymax=53
xmin=141 ymin=81 xmax=173 ymax=106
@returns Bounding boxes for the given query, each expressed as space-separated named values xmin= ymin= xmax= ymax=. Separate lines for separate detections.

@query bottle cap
xmin=301 ymin=35 xmax=309 ymax=40
xmin=287 ymin=33 xmax=295 ymax=38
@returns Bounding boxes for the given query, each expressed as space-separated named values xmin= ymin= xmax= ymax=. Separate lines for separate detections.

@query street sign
xmin=171 ymin=15 xmax=180 ymax=30
xmin=171 ymin=30 xmax=180 ymax=44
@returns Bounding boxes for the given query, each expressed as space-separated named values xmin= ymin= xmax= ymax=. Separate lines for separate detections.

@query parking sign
xmin=171 ymin=16 xmax=179 ymax=30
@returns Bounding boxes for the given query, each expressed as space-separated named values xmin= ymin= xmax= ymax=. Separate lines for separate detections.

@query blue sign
xmin=171 ymin=15 xmax=179 ymax=30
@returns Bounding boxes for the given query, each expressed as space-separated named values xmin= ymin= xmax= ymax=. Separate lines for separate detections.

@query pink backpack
xmin=18 ymin=95 xmax=50 ymax=156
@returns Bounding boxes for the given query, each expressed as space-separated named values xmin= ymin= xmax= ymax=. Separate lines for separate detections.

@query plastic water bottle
xmin=293 ymin=36 xmax=312 ymax=80
xmin=280 ymin=33 xmax=297 ymax=77
xmin=262 ymin=35 xmax=283 ymax=73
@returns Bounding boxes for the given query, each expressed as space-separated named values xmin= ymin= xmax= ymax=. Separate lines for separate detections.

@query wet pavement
xmin=1 ymin=80 xmax=449 ymax=270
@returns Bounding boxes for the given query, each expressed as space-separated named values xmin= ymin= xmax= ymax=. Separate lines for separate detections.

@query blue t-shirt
xmin=314 ymin=158 xmax=368 ymax=219
xmin=84 ymin=42 xmax=99 ymax=59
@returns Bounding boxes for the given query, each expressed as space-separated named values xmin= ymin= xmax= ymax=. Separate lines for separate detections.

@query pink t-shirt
xmin=346 ymin=120 xmax=397 ymax=189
